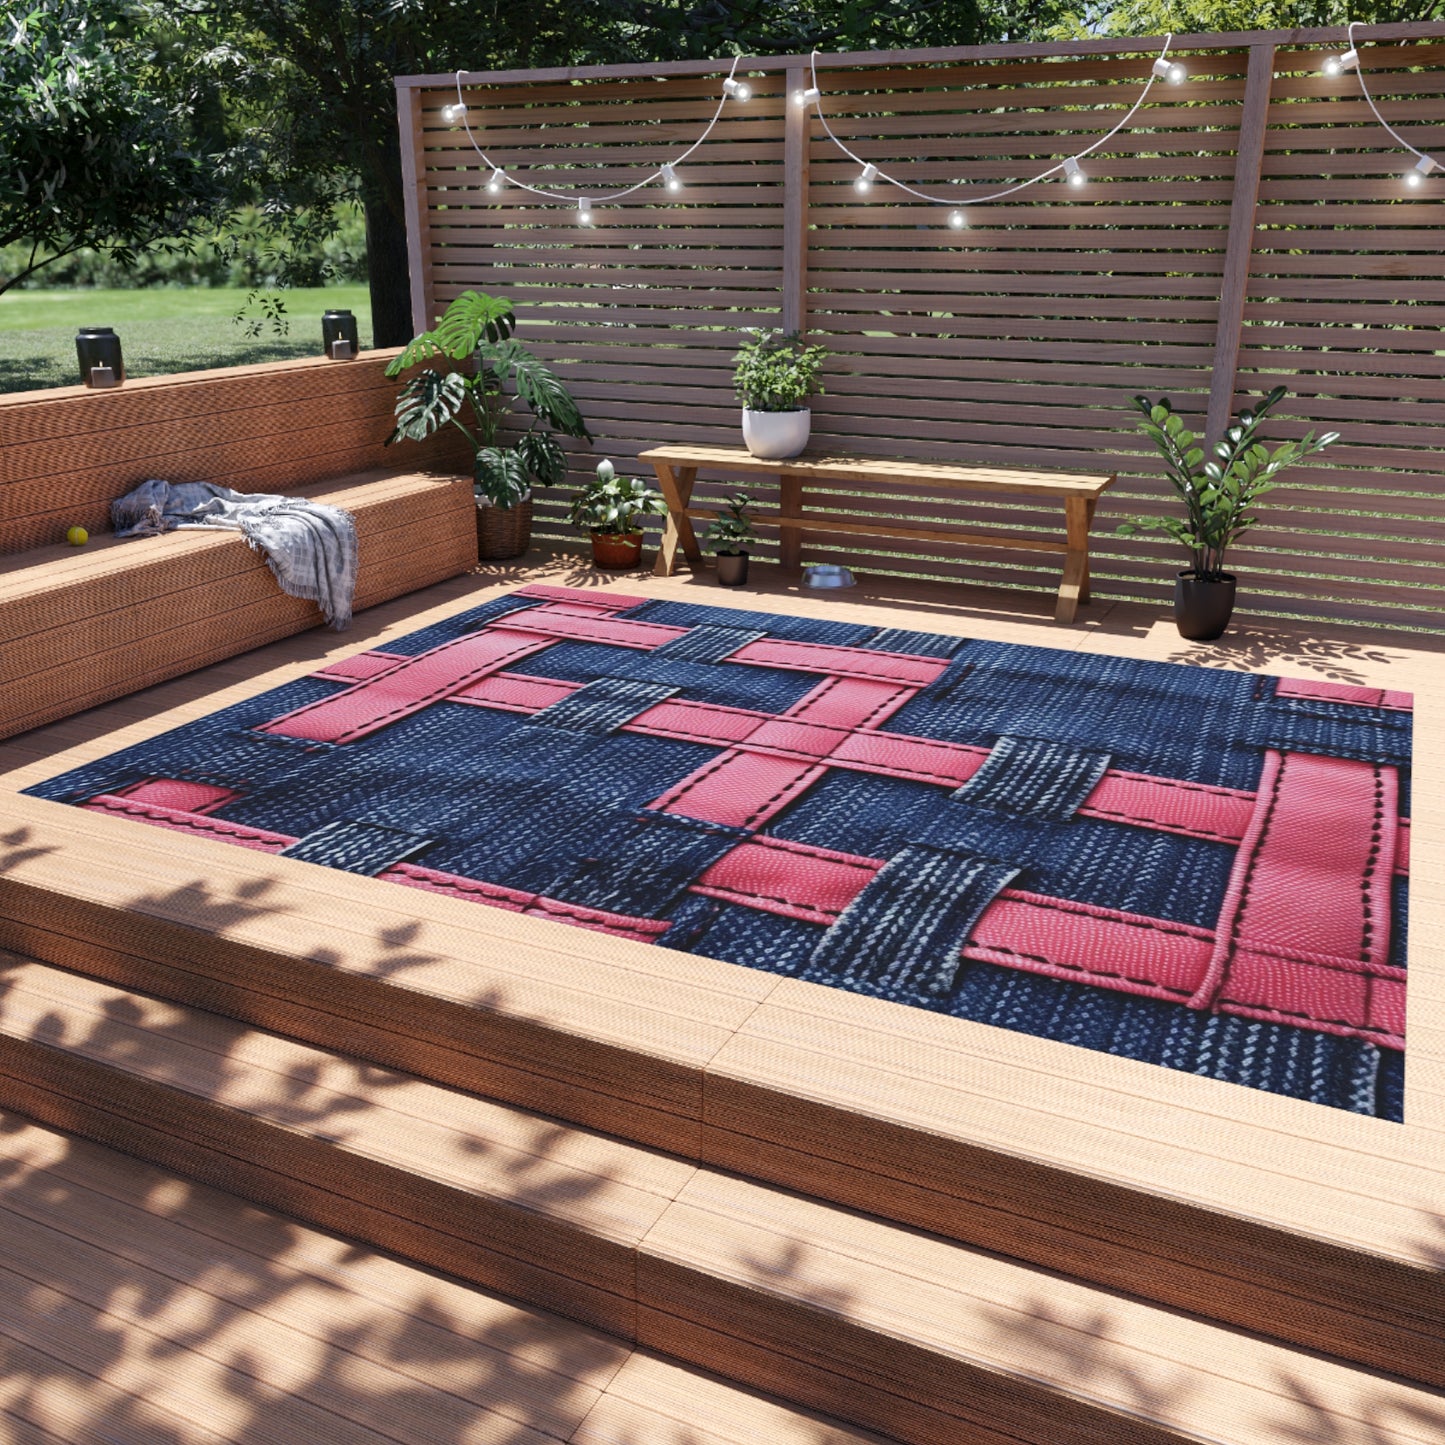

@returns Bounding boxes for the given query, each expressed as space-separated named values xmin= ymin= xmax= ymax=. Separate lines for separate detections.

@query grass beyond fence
xmin=0 ymin=286 xmax=373 ymax=395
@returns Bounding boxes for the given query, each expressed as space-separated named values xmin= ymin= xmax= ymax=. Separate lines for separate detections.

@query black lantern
xmin=322 ymin=309 xmax=359 ymax=360
xmin=76 ymin=327 xmax=124 ymax=388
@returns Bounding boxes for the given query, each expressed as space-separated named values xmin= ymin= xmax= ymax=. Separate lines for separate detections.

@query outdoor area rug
xmin=28 ymin=584 xmax=1411 ymax=1120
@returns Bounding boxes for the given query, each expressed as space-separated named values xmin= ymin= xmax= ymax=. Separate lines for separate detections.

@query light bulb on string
xmin=1152 ymin=58 xmax=1187 ymax=84
xmin=723 ymin=77 xmax=751 ymax=102
xmin=441 ymin=101 xmax=467 ymax=124
xmin=486 ymin=167 xmax=505 ymax=194
xmin=794 ymin=87 xmax=821 ymax=107
xmin=577 ymin=197 xmax=594 ymax=225
xmin=855 ymin=163 xmax=878 ymax=193
xmin=661 ymin=163 xmax=682 ymax=192
xmin=1064 ymin=157 xmax=1086 ymax=188
xmin=1323 ymin=48 xmax=1359 ymax=76
xmin=1406 ymin=156 xmax=1440 ymax=188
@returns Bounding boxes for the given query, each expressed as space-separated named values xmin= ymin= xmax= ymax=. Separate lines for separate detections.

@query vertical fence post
xmin=782 ymin=65 xmax=811 ymax=337
xmin=397 ymin=82 xmax=436 ymax=337
xmin=1205 ymin=42 xmax=1275 ymax=446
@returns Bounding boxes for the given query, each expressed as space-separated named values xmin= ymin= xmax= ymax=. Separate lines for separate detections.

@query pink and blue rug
xmin=29 ymin=584 xmax=1411 ymax=1119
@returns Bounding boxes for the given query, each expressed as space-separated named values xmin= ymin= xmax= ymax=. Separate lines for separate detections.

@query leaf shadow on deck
xmin=0 ymin=873 xmax=871 ymax=1445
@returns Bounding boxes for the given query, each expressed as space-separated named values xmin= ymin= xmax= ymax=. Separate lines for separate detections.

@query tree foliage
xmin=0 ymin=0 xmax=237 ymax=294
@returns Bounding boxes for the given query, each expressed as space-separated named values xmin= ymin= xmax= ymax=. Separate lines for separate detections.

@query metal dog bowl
xmin=803 ymin=564 xmax=857 ymax=590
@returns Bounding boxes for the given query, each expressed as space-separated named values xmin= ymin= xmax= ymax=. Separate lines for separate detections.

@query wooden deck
xmin=0 ymin=555 xmax=1441 ymax=1443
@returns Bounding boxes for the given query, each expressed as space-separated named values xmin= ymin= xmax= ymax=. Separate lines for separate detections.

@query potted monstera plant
xmin=568 ymin=460 xmax=668 ymax=570
xmin=733 ymin=328 xmax=828 ymax=459
xmin=704 ymin=490 xmax=759 ymax=586
xmin=1118 ymin=387 xmax=1338 ymax=641
xmin=385 ymin=291 xmax=589 ymax=559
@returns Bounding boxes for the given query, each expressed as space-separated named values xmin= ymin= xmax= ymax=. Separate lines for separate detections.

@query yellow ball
xmin=66 ymin=526 xmax=89 ymax=547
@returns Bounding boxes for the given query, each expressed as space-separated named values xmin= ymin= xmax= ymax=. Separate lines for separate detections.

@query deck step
xmin=0 ymin=790 xmax=1440 ymax=1391
xmin=0 ymin=1111 xmax=892 ymax=1445
xmin=0 ymin=954 xmax=1441 ymax=1445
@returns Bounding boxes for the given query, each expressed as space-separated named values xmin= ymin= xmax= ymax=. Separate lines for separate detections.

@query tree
xmin=0 ymin=0 xmax=236 ymax=295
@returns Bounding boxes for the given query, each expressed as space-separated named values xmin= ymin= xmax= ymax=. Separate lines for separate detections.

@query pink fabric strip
xmin=257 ymin=627 xmax=558 ymax=743
xmin=493 ymin=611 xmax=688 ymax=651
xmin=513 ymin=583 xmax=650 ymax=611
xmin=80 ymin=796 xmax=293 ymax=853
xmin=1188 ymin=750 xmax=1401 ymax=1033
xmin=1274 ymin=677 xmax=1413 ymax=711
xmin=112 ymin=780 xmax=239 ymax=815
xmin=306 ymin=658 xmax=1409 ymax=873
xmin=725 ymin=638 xmax=951 ymax=687
xmin=691 ymin=830 xmax=1405 ymax=1047
xmin=648 ymin=676 xmax=920 ymax=829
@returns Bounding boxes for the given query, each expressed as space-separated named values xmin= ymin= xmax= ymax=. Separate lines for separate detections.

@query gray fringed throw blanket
xmin=112 ymin=480 xmax=359 ymax=630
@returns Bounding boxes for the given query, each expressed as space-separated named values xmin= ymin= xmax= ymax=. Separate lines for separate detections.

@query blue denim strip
xmin=651 ymin=625 xmax=766 ymax=664
xmin=811 ymin=846 xmax=1019 ymax=1000
xmin=1248 ymin=705 xmax=1412 ymax=768
xmin=956 ymin=735 xmax=1113 ymax=822
xmin=555 ymin=810 xmax=749 ymax=917
xmin=863 ymin=626 xmax=968 ymax=658
xmin=525 ymin=677 xmax=678 ymax=734
xmin=280 ymin=820 xmax=433 ymax=875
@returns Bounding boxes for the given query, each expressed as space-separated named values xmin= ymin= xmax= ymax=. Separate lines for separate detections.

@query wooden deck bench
xmin=0 ymin=469 xmax=476 ymax=741
xmin=640 ymin=444 xmax=1116 ymax=623
xmin=0 ymin=354 xmax=477 ymax=742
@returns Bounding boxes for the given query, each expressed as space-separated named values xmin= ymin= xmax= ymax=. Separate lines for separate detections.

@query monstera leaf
xmin=482 ymin=341 xmax=590 ymax=439
xmin=516 ymin=429 xmax=568 ymax=487
xmin=473 ymin=446 xmax=534 ymax=508
xmin=389 ymin=369 xmax=470 ymax=443
xmin=385 ymin=291 xmax=516 ymax=374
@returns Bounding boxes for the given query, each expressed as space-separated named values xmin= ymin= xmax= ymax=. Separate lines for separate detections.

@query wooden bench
xmin=0 ymin=355 xmax=475 ymax=741
xmin=640 ymin=444 xmax=1115 ymax=623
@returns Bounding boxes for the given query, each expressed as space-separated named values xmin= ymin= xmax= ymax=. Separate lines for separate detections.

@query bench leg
xmin=779 ymin=474 xmax=803 ymax=572
xmin=653 ymin=463 xmax=702 ymax=577
xmin=1056 ymin=496 xmax=1093 ymax=623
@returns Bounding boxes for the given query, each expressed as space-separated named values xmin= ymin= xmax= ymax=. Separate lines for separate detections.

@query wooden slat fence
xmin=398 ymin=24 xmax=1445 ymax=629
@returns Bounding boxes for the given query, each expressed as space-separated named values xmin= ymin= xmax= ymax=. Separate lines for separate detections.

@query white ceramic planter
xmin=742 ymin=407 xmax=811 ymax=460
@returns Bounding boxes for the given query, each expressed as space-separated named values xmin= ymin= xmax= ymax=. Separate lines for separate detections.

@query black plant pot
xmin=715 ymin=550 xmax=750 ymax=587
xmin=1174 ymin=570 xmax=1236 ymax=642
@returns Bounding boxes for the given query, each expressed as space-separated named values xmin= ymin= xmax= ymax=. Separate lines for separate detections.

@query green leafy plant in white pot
xmin=733 ymin=329 xmax=828 ymax=460
xmin=385 ymin=291 xmax=589 ymax=560
xmin=568 ymin=459 xmax=668 ymax=570
xmin=704 ymin=490 xmax=759 ymax=587
xmin=1117 ymin=386 xmax=1338 ymax=641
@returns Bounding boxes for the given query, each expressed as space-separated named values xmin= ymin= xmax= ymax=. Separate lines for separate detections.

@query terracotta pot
xmin=715 ymin=551 xmax=750 ymax=587
xmin=476 ymin=492 xmax=532 ymax=561
xmin=1174 ymin=570 xmax=1236 ymax=641
xmin=742 ymin=407 xmax=811 ymax=459
xmin=591 ymin=531 xmax=643 ymax=570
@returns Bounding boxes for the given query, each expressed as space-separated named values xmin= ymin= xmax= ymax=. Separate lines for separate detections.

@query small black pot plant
xmin=734 ymin=328 xmax=828 ymax=461
xmin=568 ymin=459 xmax=669 ymax=570
xmin=1118 ymin=387 xmax=1338 ymax=641
xmin=385 ymin=290 xmax=590 ymax=560
xmin=704 ymin=490 xmax=759 ymax=587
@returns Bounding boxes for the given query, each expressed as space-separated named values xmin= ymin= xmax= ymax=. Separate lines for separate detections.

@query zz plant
xmin=385 ymin=291 xmax=589 ymax=508
xmin=1117 ymin=387 xmax=1338 ymax=582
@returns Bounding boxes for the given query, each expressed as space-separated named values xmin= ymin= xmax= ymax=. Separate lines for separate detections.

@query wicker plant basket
xmin=475 ymin=493 xmax=533 ymax=561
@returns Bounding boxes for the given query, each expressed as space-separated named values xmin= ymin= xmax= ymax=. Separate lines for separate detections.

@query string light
xmin=1327 ymin=24 xmax=1441 ymax=193
xmin=443 ymin=56 xmax=748 ymax=208
xmin=807 ymin=35 xmax=1182 ymax=218
xmin=794 ymin=86 xmax=821 ymax=107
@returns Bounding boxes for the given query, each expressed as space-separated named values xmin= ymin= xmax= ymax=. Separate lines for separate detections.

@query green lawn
xmin=0 ymin=286 xmax=373 ymax=395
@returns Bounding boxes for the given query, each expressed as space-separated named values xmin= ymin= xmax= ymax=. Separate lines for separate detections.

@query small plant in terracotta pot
xmin=568 ymin=460 xmax=668 ymax=570
xmin=704 ymin=490 xmax=759 ymax=587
